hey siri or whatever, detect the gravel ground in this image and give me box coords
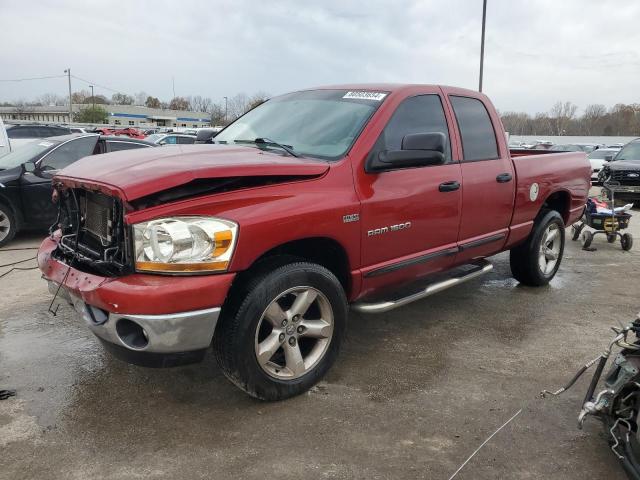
[1,204,639,480]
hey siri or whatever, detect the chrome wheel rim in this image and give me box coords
[0,210,10,241]
[254,286,334,380]
[539,223,561,275]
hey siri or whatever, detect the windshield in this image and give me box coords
[145,134,164,143]
[0,140,57,170]
[214,89,387,160]
[614,141,640,161]
[588,149,615,159]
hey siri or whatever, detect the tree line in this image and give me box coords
[501,101,640,137]
[1,90,270,125]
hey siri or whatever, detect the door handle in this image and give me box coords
[496,173,512,183]
[439,181,460,192]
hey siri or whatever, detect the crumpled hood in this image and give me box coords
[55,144,330,201]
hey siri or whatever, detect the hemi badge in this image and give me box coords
[343,214,359,223]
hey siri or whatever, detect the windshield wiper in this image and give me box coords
[234,138,300,158]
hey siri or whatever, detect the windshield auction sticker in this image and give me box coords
[343,91,387,101]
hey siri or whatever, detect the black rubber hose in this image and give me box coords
[623,437,640,478]
[584,356,608,405]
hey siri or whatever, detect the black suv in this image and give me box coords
[0,134,156,246]
[6,124,72,139]
[599,139,640,204]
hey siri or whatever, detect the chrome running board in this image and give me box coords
[351,259,493,314]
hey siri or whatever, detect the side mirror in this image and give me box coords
[366,132,446,172]
[23,161,36,173]
[605,155,614,162]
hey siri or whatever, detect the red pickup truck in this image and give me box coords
[38,84,590,400]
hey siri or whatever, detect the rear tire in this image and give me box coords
[214,261,347,401]
[0,204,16,248]
[622,233,633,251]
[510,210,565,286]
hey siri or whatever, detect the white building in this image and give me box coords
[0,104,211,128]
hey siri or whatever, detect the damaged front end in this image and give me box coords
[51,185,133,277]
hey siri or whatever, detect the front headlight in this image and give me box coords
[133,216,238,273]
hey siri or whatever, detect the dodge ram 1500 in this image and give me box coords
[38,84,591,400]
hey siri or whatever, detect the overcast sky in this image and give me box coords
[1,0,639,114]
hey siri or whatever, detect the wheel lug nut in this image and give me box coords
[281,319,288,327]
[297,326,304,334]
[279,333,285,342]
[293,315,301,323]
[288,337,296,346]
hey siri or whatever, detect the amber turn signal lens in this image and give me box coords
[213,230,233,257]
[135,260,229,273]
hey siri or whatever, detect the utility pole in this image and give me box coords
[478,0,487,92]
[224,96,228,124]
[90,85,94,110]
[64,68,72,123]
[172,76,176,99]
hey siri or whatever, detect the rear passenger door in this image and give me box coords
[444,92,515,262]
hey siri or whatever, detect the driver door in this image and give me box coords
[354,92,463,295]
[20,136,98,226]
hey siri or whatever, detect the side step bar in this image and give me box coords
[351,259,493,314]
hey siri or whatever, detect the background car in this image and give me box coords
[6,124,73,150]
[145,133,197,145]
[194,127,222,144]
[0,134,156,246]
[0,118,9,158]
[587,148,619,183]
[550,143,601,153]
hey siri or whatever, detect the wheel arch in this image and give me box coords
[228,236,352,305]
[540,189,571,224]
[0,193,22,229]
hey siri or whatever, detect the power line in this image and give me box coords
[0,74,66,82]
[70,74,123,94]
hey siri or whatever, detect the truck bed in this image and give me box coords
[510,150,590,236]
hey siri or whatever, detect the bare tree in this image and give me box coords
[549,101,577,135]
[169,97,190,111]
[111,93,135,105]
[134,91,148,106]
[38,93,67,106]
[582,104,607,135]
[71,90,91,105]
[189,95,214,113]
[210,103,226,125]
[145,96,161,109]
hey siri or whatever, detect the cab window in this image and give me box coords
[450,96,499,161]
[376,94,452,164]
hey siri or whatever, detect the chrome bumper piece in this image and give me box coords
[48,281,220,353]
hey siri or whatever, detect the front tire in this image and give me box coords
[510,210,565,286]
[0,204,16,248]
[214,262,347,401]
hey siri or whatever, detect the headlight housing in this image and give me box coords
[133,216,238,273]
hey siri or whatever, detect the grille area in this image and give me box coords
[609,169,640,186]
[82,192,113,243]
[54,188,131,276]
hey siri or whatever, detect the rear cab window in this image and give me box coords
[450,96,499,161]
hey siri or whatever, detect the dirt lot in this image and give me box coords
[1,209,639,480]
